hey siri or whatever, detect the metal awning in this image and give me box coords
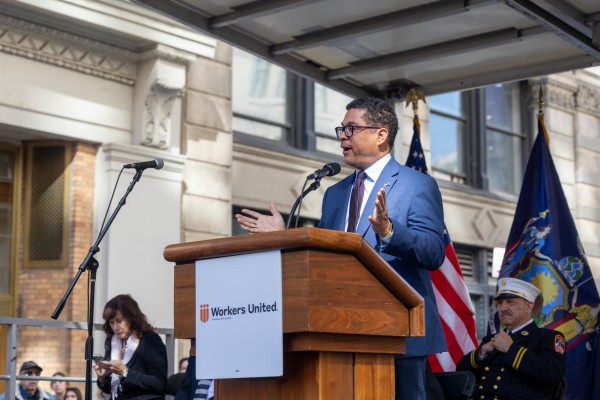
[133,0,600,98]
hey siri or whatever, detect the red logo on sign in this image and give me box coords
[199,304,209,323]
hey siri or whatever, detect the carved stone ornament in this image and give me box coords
[575,85,600,116]
[143,84,182,149]
[0,14,137,85]
[546,85,576,111]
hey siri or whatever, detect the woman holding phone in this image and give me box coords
[93,294,167,400]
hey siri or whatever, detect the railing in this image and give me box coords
[0,317,175,399]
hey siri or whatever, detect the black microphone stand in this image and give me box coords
[51,168,145,400]
[285,178,322,229]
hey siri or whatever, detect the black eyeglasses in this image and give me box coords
[334,125,380,138]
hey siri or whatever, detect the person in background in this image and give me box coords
[0,361,53,400]
[50,372,66,400]
[178,358,188,374]
[165,358,188,396]
[236,96,447,400]
[457,277,566,399]
[63,388,81,400]
[174,340,213,400]
[93,294,168,400]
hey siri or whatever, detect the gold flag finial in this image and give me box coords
[405,88,426,115]
[537,85,549,143]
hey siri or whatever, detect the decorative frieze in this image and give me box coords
[0,14,137,85]
[547,84,575,111]
[576,85,600,116]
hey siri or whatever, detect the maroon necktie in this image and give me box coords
[347,170,366,233]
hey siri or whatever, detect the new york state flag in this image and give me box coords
[498,114,600,400]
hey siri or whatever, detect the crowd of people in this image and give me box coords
[0,361,77,400]
[2,96,568,400]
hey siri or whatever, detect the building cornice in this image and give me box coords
[138,44,197,67]
[0,13,137,85]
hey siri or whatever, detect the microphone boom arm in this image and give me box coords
[286,179,321,229]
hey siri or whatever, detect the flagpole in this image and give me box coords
[405,87,426,126]
[538,86,549,144]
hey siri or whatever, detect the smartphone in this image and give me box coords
[92,354,105,364]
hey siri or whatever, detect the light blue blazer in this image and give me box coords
[319,157,448,356]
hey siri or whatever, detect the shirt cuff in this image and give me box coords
[380,228,393,241]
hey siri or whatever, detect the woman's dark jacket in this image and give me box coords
[98,331,168,400]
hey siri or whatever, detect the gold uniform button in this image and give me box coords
[500,367,505,372]
[485,366,490,371]
[482,376,486,380]
[479,385,483,390]
[497,376,501,381]
[480,396,485,399]
[493,385,498,389]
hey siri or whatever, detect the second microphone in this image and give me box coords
[307,162,341,180]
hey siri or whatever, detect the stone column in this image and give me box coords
[573,72,600,285]
[181,42,233,242]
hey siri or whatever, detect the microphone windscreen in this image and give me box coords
[328,163,341,176]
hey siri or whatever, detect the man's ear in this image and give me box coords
[377,127,389,146]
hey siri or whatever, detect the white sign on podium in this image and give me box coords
[195,250,283,379]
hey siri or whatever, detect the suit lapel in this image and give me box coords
[356,159,400,236]
[331,175,353,231]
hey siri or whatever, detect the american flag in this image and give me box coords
[405,115,479,371]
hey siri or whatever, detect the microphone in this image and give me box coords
[307,162,341,180]
[123,158,164,170]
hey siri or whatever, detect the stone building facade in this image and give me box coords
[0,0,599,391]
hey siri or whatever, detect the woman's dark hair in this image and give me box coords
[346,97,399,148]
[102,294,154,339]
[65,387,82,400]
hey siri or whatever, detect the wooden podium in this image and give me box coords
[164,228,424,400]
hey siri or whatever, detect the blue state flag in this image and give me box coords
[498,114,600,399]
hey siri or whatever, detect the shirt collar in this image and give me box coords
[19,385,38,400]
[510,319,534,333]
[360,153,391,182]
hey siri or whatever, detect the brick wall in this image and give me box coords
[16,142,97,392]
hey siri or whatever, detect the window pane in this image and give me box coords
[430,113,465,175]
[0,152,13,179]
[314,83,352,155]
[0,207,8,234]
[232,48,288,139]
[429,92,463,117]
[314,83,351,134]
[485,83,521,131]
[486,129,523,194]
[0,236,7,293]
[233,116,286,142]
[0,148,14,294]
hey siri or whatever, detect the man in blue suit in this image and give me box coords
[236,96,447,399]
